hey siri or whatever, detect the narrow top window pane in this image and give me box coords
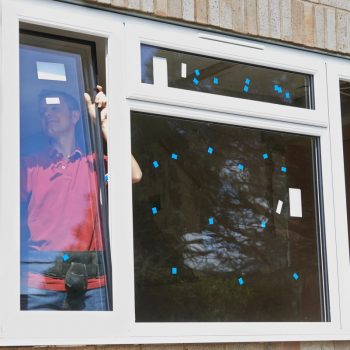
[141,44,313,109]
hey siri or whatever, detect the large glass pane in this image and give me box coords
[141,44,313,109]
[131,112,327,322]
[20,31,112,311]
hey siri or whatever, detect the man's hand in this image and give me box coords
[84,92,96,121]
[84,86,142,184]
[95,85,107,108]
[84,88,108,142]
[95,85,108,123]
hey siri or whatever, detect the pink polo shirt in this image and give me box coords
[21,147,106,290]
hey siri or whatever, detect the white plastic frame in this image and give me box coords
[125,18,329,128]
[326,58,350,334]
[0,0,131,344]
[0,0,349,345]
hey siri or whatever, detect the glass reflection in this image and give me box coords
[141,44,313,109]
[340,80,350,255]
[20,34,111,311]
[131,112,327,322]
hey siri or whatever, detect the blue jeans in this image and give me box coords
[21,251,109,311]
[22,286,108,311]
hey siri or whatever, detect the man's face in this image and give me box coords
[40,97,80,138]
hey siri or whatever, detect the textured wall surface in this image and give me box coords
[47,0,350,349]
[84,0,350,55]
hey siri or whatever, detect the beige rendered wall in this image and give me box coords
[44,0,350,349]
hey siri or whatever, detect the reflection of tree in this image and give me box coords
[132,112,322,322]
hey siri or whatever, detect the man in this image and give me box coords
[20,88,141,310]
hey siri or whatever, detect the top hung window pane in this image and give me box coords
[20,32,112,311]
[141,44,313,109]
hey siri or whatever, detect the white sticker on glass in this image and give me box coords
[36,62,67,81]
[289,188,302,217]
[45,97,60,105]
[153,57,168,87]
[181,63,187,78]
[276,200,283,214]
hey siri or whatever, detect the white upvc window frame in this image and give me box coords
[0,0,349,345]
[326,58,350,335]
[125,18,329,128]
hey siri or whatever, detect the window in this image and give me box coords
[141,44,313,108]
[19,31,112,311]
[339,80,350,244]
[132,112,327,322]
[0,0,349,344]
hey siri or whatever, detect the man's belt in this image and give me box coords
[42,251,105,292]
[43,251,104,279]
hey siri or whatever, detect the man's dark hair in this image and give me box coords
[38,90,80,111]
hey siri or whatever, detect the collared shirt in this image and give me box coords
[21,147,104,251]
[21,147,106,290]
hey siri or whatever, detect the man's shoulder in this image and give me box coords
[22,148,52,168]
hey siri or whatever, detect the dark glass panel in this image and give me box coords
[340,81,350,254]
[132,111,327,322]
[141,44,313,109]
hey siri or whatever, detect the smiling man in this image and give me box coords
[20,89,141,310]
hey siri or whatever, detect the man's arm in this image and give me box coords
[131,154,142,184]
[84,90,142,184]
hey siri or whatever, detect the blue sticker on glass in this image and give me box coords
[62,253,70,262]
[261,220,267,228]
[281,166,287,173]
[213,77,219,85]
[208,217,214,225]
[171,153,178,160]
[263,153,269,160]
[245,78,251,85]
[193,77,199,85]
[293,272,299,280]
[171,267,177,275]
[238,277,244,286]
[153,161,159,168]
[195,69,200,76]
[238,163,244,171]
[243,85,249,93]
[152,207,158,215]
[208,146,213,154]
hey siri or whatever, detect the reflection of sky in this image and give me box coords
[36,61,66,81]
[181,158,273,274]
[182,231,251,273]
[141,45,158,83]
